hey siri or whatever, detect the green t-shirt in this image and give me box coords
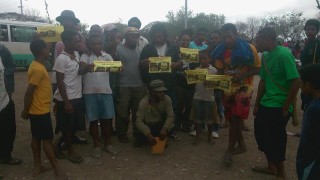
[260,46,299,111]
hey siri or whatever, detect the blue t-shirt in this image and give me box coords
[189,41,208,51]
[296,97,320,179]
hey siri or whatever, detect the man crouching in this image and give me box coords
[134,80,174,147]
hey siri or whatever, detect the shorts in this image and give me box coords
[83,94,115,122]
[192,99,218,125]
[254,105,290,162]
[55,98,85,134]
[224,86,253,120]
[29,113,54,140]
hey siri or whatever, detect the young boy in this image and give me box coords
[79,34,120,157]
[296,64,320,180]
[21,39,65,178]
[53,30,84,164]
[191,49,218,145]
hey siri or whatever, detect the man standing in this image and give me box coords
[116,27,146,143]
[300,19,320,111]
[127,17,149,52]
[0,45,21,169]
[53,10,87,158]
[53,30,84,164]
[253,27,300,179]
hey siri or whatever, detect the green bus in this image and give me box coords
[0,20,51,68]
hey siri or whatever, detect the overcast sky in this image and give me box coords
[1,0,319,28]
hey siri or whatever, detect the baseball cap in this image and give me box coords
[56,10,80,24]
[123,27,140,36]
[149,80,167,92]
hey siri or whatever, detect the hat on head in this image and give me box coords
[149,80,167,92]
[102,23,117,32]
[123,27,140,36]
[56,10,80,24]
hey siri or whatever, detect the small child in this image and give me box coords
[191,49,219,145]
[79,33,120,157]
[296,64,320,180]
[21,39,66,178]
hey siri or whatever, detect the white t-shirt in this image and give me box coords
[0,57,9,111]
[193,65,217,101]
[53,51,82,101]
[80,51,113,94]
[156,43,167,56]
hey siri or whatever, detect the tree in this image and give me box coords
[236,21,249,40]
[262,11,306,42]
[246,17,263,42]
[164,7,225,41]
[0,9,52,23]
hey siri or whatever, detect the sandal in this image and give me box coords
[65,153,84,164]
[169,134,181,141]
[251,166,277,175]
[105,145,121,155]
[0,157,22,165]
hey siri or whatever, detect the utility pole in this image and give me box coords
[184,0,188,29]
[316,0,320,9]
[18,0,24,15]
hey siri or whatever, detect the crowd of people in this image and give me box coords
[0,9,319,180]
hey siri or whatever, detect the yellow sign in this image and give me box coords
[93,61,122,72]
[205,75,233,93]
[149,57,172,73]
[180,48,199,63]
[37,26,64,42]
[185,69,208,84]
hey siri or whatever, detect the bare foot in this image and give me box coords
[32,166,51,177]
[251,166,277,175]
[55,168,68,180]
[232,146,247,155]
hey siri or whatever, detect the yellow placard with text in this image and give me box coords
[185,69,208,84]
[149,57,172,73]
[93,61,122,72]
[37,26,64,42]
[180,48,199,63]
[205,74,232,93]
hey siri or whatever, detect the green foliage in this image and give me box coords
[161,7,225,41]
[262,11,306,42]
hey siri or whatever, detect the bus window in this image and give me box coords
[0,24,8,42]
[10,25,36,42]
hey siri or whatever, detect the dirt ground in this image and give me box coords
[0,70,302,180]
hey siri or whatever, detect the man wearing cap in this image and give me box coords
[122,17,149,52]
[135,79,174,147]
[53,10,87,159]
[115,27,147,143]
